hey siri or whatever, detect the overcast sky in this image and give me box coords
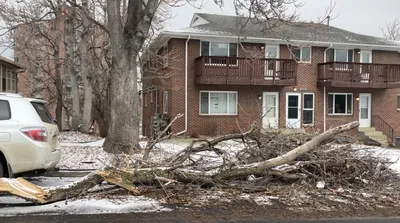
[1,0,399,59]
[166,0,400,37]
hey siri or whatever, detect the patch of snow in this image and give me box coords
[59,132,102,143]
[0,196,171,216]
[60,139,105,147]
[24,177,83,188]
[58,145,107,169]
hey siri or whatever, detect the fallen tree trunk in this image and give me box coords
[0,122,358,204]
[215,121,359,180]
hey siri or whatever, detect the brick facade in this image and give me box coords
[142,37,400,139]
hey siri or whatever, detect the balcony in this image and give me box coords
[195,56,297,86]
[318,62,400,88]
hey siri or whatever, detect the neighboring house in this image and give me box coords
[0,56,24,93]
[142,13,400,146]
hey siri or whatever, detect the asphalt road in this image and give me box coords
[1,213,400,223]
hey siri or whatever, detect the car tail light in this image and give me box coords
[21,127,47,142]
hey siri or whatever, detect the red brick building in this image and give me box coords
[142,13,400,145]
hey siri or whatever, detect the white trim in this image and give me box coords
[286,92,301,128]
[303,93,314,125]
[161,31,400,52]
[359,93,372,128]
[199,40,239,57]
[262,92,279,128]
[199,91,238,116]
[328,93,353,115]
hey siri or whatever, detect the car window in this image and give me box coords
[0,100,11,120]
[31,102,55,124]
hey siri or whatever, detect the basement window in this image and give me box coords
[328,93,353,115]
[200,91,237,115]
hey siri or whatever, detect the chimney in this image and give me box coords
[327,16,331,27]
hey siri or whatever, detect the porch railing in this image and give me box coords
[372,115,394,145]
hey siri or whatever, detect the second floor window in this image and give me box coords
[201,41,237,65]
[292,47,311,63]
[327,49,354,63]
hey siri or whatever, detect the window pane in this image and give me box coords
[334,95,346,114]
[200,92,209,114]
[328,94,333,114]
[303,110,313,124]
[31,102,55,124]
[210,92,228,114]
[201,41,209,56]
[288,96,298,107]
[228,93,237,114]
[288,108,298,119]
[293,48,300,60]
[0,100,11,120]
[211,43,229,56]
[397,96,400,109]
[347,94,352,114]
[229,43,237,57]
[163,91,168,114]
[327,49,334,62]
[348,50,353,63]
[301,47,311,62]
[266,46,278,58]
[303,94,313,109]
[335,49,347,62]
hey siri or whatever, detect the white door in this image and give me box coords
[262,92,279,129]
[359,93,372,128]
[265,45,280,79]
[360,51,372,82]
[286,93,301,128]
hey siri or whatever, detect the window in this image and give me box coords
[326,49,354,63]
[31,102,55,124]
[163,91,168,114]
[1,65,5,92]
[0,66,16,92]
[292,47,311,62]
[303,93,314,124]
[200,91,237,115]
[0,100,11,120]
[200,41,237,64]
[397,95,400,110]
[328,93,353,115]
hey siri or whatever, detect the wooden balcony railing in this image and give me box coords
[195,56,297,86]
[318,62,400,88]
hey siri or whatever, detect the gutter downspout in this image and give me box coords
[176,35,191,135]
[323,44,333,132]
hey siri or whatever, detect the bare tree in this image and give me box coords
[382,18,400,41]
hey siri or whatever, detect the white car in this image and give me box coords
[0,93,60,177]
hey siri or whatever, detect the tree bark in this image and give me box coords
[80,0,93,133]
[66,0,80,131]
[54,1,63,130]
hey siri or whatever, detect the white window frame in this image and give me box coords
[303,93,314,124]
[199,90,238,116]
[328,93,353,115]
[163,91,168,114]
[292,46,311,63]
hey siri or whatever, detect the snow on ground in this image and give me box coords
[59,131,102,143]
[0,195,171,216]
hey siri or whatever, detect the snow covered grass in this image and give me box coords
[0,195,171,216]
[59,131,102,143]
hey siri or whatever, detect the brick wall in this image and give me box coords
[142,37,400,139]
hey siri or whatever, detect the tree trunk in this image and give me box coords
[66,0,80,131]
[54,2,63,130]
[103,0,141,158]
[80,0,93,133]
